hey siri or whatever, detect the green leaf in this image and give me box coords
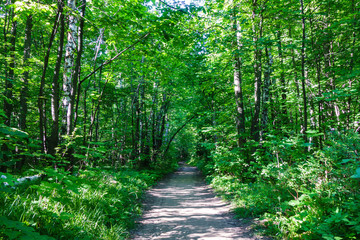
[0,124,28,138]
[73,154,86,159]
[350,168,360,179]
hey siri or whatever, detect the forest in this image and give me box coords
[0,0,359,239]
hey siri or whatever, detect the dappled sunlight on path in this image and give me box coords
[132,165,263,240]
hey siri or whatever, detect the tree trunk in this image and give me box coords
[261,47,272,140]
[48,1,65,156]
[300,0,308,140]
[19,15,32,131]
[16,14,33,171]
[232,6,246,148]
[73,0,86,130]
[276,29,288,125]
[4,19,16,127]
[250,0,263,142]
[289,27,301,133]
[62,0,78,137]
[347,0,356,129]
[38,5,63,153]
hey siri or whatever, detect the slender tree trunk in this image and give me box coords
[39,5,63,153]
[48,1,65,156]
[4,19,16,127]
[309,17,324,149]
[289,27,301,133]
[62,0,78,136]
[19,15,32,131]
[277,29,288,124]
[300,0,308,140]
[139,56,147,167]
[132,82,140,161]
[250,0,263,142]
[347,0,356,129]
[15,14,33,171]
[261,47,272,140]
[73,0,86,129]
[232,6,246,147]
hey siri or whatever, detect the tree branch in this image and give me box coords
[79,32,150,84]
[163,114,197,155]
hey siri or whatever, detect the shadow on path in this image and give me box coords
[131,164,267,240]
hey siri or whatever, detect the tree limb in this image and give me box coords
[79,32,150,84]
[163,114,197,155]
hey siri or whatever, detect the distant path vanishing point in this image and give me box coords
[132,164,267,240]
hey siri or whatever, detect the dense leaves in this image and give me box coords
[0,0,359,239]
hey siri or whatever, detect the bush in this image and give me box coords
[193,130,360,239]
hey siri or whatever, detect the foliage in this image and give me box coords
[1,0,360,239]
[0,167,167,239]
[193,130,360,239]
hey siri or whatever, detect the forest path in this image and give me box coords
[131,164,265,240]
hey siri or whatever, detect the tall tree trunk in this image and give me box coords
[16,14,33,171]
[250,0,263,142]
[232,6,246,148]
[139,56,147,167]
[261,47,272,140]
[73,0,86,129]
[289,27,301,133]
[300,0,308,140]
[4,19,16,127]
[62,0,78,137]
[61,0,78,171]
[48,1,65,156]
[276,29,288,124]
[309,17,324,149]
[347,0,356,129]
[39,5,63,153]
[19,15,32,131]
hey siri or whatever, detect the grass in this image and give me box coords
[207,174,360,239]
[0,166,169,239]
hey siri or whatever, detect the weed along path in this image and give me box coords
[132,164,264,240]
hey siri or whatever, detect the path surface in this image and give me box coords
[132,164,265,240]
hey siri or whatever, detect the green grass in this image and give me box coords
[0,167,167,239]
[208,174,360,239]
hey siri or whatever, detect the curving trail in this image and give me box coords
[132,164,266,240]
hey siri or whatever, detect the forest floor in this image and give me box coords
[131,163,269,240]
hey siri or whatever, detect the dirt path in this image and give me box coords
[132,164,266,240]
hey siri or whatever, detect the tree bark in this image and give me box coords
[73,0,86,129]
[19,15,32,131]
[250,0,263,142]
[300,0,308,141]
[232,5,246,148]
[62,0,78,137]
[4,19,16,127]
[48,1,65,156]
[261,47,272,140]
[38,4,63,153]
[276,29,288,124]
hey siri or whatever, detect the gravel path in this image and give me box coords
[131,164,266,239]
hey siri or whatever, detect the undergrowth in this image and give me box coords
[192,130,360,239]
[0,166,171,239]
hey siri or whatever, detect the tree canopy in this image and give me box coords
[1,0,360,239]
